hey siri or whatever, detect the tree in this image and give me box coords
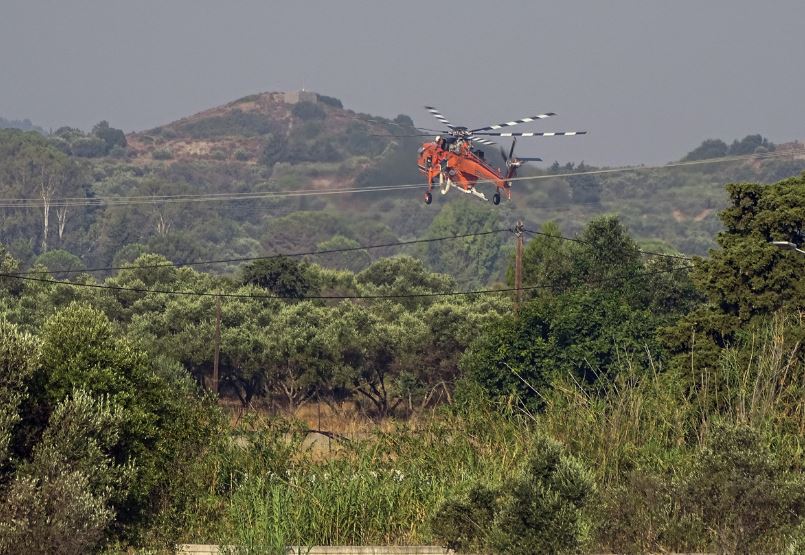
[357,255,454,308]
[567,163,601,205]
[472,216,697,407]
[420,199,505,285]
[33,249,86,280]
[242,256,318,299]
[662,177,805,379]
[291,101,325,121]
[21,302,220,534]
[322,302,425,417]
[683,138,728,161]
[728,134,774,156]
[92,120,127,153]
[0,320,40,465]
[8,138,78,252]
[0,244,23,295]
[316,235,371,272]
[0,390,128,555]
[264,302,330,412]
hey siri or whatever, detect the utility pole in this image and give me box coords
[212,296,221,395]
[514,220,524,313]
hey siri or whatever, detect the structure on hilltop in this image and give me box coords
[283,90,319,104]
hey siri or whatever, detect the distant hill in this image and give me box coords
[0,116,45,134]
[2,90,805,278]
[126,91,415,167]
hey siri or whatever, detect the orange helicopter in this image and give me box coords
[416,106,586,205]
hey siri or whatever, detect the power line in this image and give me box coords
[10,228,511,276]
[0,150,799,209]
[0,263,694,301]
[522,228,694,261]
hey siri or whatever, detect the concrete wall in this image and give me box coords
[178,546,452,555]
[284,90,319,104]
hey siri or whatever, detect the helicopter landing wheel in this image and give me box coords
[492,192,501,205]
[424,191,432,205]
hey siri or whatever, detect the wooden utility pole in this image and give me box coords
[212,296,221,395]
[514,220,524,313]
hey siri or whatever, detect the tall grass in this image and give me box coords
[214,401,534,547]
[182,312,803,552]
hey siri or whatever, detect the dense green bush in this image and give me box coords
[291,101,325,121]
[432,435,595,554]
[176,108,277,138]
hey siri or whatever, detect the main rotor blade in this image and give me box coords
[470,113,556,133]
[369,132,445,137]
[475,131,587,137]
[516,157,543,162]
[507,138,517,161]
[468,136,497,146]
[424,106,456,130]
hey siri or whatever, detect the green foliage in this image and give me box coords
[15,302,222,541]
[420,199,505,286]
[315,235,371,272]
[683,138,729,161]
[663,176,805,378]
[470,216,697,407]
[729,133,775,155]
[683,135,776,161]
[291,101,326,121]
[92,120,127,152]
[317,94,343,109]
[567,163,601,205]
[0,320,40,465]
[71,136,108,157]
[0,390,127,555]
[432,435,595,554]
[0,116,44,134]
[217,404,533,547]
[175,108,278,138]
[151,148,173,160]
[33,249,86,280]
[357,255,454,301]
[683,422,805,554]
[242,256,318,299]
[260,132,287,167]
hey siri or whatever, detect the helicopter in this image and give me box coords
[416,106,586,205]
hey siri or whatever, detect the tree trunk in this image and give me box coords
[38,169,57,253]
[56,206,68,243]
[41,201,50,253]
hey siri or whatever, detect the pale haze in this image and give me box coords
[1,0,804,166]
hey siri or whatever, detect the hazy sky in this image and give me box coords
[2,1,804,165]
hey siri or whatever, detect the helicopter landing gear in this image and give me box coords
[424,191,432,205]
[492,192,501,205]
[440,173,451,195]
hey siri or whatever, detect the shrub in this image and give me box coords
[682,422,805,554]
[318,95,343,109]
[291,101,325,121]
[152,148,173,160]
[71,136,108,157]
[432,435,596,554]
[234,148,250,161]
[0,390,128,555]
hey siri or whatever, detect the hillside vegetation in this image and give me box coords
[0,175,804,553]
[0,91,804,553]
[1,92,805,286]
